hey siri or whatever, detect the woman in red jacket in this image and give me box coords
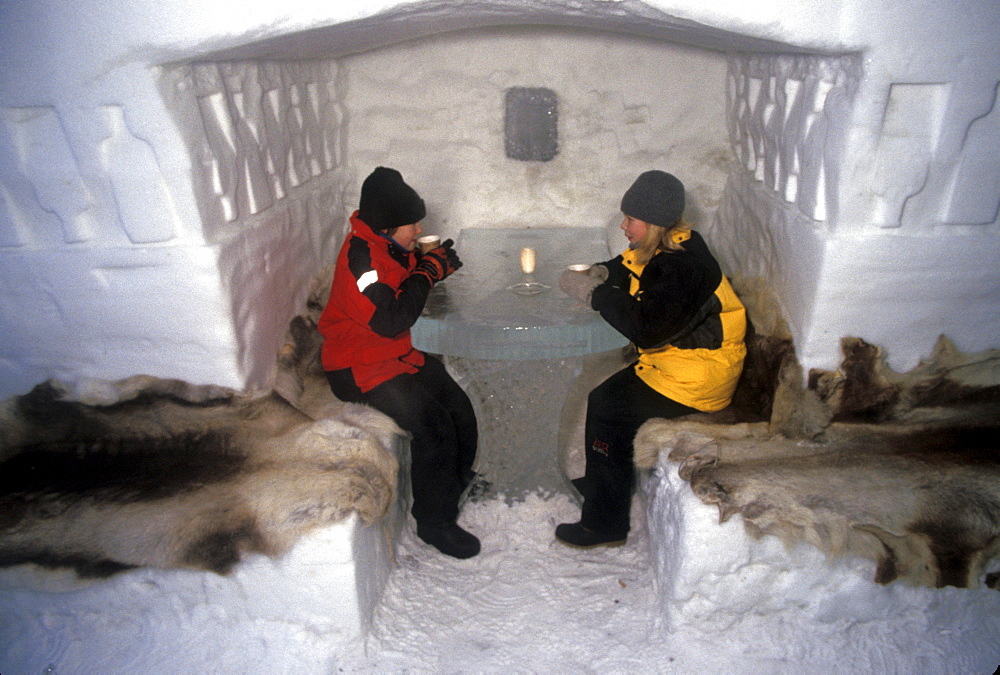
[319,167,480,559]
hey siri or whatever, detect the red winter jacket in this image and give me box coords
[318,212,432,392]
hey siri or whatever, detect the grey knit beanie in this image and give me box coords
[620,170,685,227]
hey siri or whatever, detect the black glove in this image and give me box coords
[441,238,462,272]
[412,238,461,287]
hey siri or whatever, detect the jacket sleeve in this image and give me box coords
[365,276,431,337]
[591,252,718,349]
[344,237,431,338]
[596,254,630,289]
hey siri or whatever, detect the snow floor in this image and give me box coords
[3,490,1000,673]
[359,492,1000,673]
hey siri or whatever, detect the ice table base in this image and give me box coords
[413,227,629,499]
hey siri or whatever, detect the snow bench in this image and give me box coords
[0,374,413,672]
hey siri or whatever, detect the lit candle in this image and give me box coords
[520,247,536,274]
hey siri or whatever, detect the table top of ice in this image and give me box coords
[411,226,629,360]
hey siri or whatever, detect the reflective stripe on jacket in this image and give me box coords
[318,212,428,392]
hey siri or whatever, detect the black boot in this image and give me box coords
[417,521,481,559]
[555,521,627,548]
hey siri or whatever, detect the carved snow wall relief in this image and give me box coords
[729,53,1000,231]
[727,53,861,225]
[1,106,100,247]
[161,60,345,242]
[941,81,1000,227]
[867,79,1000,229]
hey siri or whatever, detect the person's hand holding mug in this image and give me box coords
[559,263,603,305]
[413,238,461,286]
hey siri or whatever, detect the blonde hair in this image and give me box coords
[632,218,692,265]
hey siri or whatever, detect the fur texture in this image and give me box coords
[637,419,1000,588]
[0,276,405,577]
[0,379,402,576]
[634,336,1000,589]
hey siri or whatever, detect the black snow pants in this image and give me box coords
[579,365,697,536]
[326,354,478,526]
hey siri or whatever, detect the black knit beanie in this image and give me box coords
[620,170,685,227]
[358,167,426,231]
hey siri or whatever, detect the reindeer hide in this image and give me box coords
[0,377,403,577]
[636,418,1000,589]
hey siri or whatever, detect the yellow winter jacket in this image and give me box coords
[592,230,746,412]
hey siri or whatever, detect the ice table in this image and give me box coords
[411,227,630,497]
[412,227,628,359]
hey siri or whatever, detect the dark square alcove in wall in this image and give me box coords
[504,87,558,161]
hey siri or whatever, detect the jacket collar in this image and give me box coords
[350,211,413,267]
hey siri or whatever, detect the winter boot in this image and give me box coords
[555,522,627,549]
[417,521,481,559]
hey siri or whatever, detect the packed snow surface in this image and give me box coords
[3,491,999,672]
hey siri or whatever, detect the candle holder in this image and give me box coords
[508,275,548,296]
[508,246,549,295]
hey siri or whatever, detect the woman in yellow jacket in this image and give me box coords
[557,170,746,547]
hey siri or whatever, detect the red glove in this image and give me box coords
[412,239,462,286]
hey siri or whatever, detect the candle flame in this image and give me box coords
[520,247,536,274]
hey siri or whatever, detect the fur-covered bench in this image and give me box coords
[0,374,410,645]
[0,281,414,657]
[633,334,1000,610]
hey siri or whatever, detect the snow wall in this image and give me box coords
[0,0,998,401]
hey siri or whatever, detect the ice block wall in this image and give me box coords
[0,46,348,398]
[0,0,997,401]
[708,3,1000,373]
[708,53,862,362]
[158,60,348,389]
[340,28,731,244]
